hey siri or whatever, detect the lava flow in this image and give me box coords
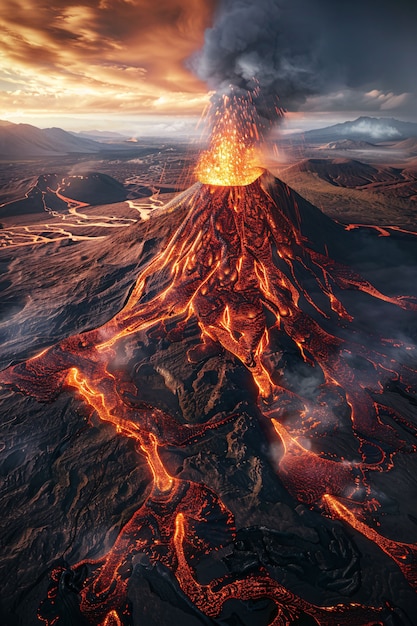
[2,92,417,625]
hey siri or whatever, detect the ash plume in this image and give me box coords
[191,0,320,121]
[191,0,417,122]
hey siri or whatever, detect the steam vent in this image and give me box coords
[2,94,417,626]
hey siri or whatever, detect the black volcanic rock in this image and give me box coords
[0,181,46,218]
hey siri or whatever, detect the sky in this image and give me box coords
[0,0,416,135]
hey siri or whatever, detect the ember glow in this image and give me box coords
[2,92,417,625]
[195,93,264,186]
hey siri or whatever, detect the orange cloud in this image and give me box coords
[0,0,217,119]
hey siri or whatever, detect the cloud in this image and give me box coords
[0,0,416,126]
[0,0,216,116]
[342,120,401,140]
[301,88,413,116]
[192,0,417,120]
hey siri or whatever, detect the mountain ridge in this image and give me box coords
[290,116,417,143]
[0,120,103,158]
[0,120,137,158]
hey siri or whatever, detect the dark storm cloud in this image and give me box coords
[191,0,417,116]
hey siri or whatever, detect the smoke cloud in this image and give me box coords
[191,0,321,119]
[341,120,401,140]
[191,0,417,120]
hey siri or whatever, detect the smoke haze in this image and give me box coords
[192,0,417,120]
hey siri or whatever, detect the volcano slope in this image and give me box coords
[1,172,417,625]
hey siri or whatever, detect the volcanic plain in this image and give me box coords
[1,135,417,626]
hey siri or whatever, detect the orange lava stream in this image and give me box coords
[102,611,122,626]
[271,419,361,504]
[323,494,417,592]
[173,512,384,626]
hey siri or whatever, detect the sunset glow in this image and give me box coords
[1,0,416,133]
[0,0,215,125]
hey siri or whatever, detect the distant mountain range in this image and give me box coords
[2,115,417,160]
[293,117,417,143]
[0,120,137,158]
[70,129,131,143]
[0,120,105,158]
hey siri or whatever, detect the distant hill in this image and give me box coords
[0,172,128,219]
[391,137,417,154]
[71,130,130,143]
[0,120,104,158]
[282,158,401,188]
[322,139,377,150]
[294,117,417,144]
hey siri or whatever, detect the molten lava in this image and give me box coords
[195,93,264,186]
[2,93,417,625]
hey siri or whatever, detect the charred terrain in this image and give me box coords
[1,110,417,626]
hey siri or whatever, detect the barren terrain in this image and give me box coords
[1,138,417,626]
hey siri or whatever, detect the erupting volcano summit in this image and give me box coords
[2,94,417,626]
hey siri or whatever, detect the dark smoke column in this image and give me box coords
[191,0,417,123]
[190,0,322,121]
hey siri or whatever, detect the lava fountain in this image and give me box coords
[195,92,264,186]
[2,92,417,625]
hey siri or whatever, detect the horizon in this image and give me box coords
[2,111,417,139]
[1,1,416,139]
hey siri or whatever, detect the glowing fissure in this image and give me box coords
[173,512,384,626]
[2,94,417,625]
[323,494,417,592]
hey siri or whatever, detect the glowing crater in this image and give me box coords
[195,95,264,186]
[196,135,264,186]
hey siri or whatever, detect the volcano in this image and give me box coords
[1,98,417,626]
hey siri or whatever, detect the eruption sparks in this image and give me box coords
[195,93,264,185]
[2,93,417,625]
